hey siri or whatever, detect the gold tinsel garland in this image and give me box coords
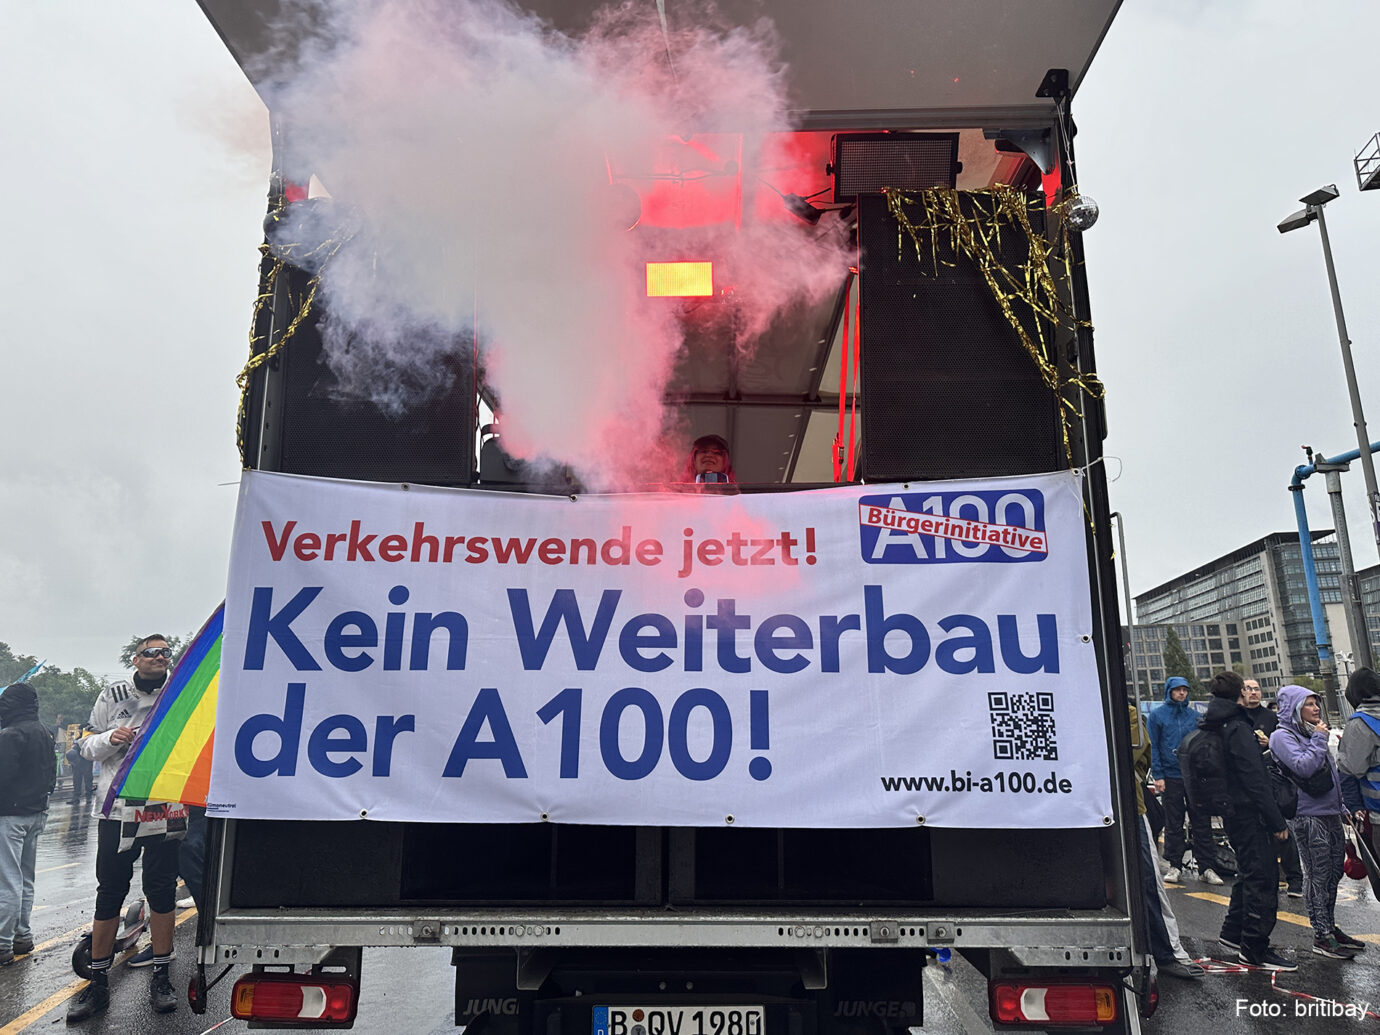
[883,185,1105,469]
[234,218,351,467]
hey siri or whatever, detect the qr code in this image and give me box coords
[989,692,1058,761]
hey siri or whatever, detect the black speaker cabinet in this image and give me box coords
[262,263,476,485]
[857,192,1063,482]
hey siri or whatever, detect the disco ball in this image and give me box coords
[1066,195,1100,231]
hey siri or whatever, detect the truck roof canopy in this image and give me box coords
[197,0,1119,122]
[203,0,1119,486]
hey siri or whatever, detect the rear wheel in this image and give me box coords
[71,933,92,979]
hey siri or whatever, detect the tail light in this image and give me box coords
[231,973,359,1024]
[990,981,1117,1027]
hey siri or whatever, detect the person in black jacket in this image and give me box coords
[1241,678,1302,894]
[1201,670,1294,971]
[0,683,56,966]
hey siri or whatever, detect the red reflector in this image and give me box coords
[646,261,713,297]
[990,982,1116,1026]
[231,974,358,1023]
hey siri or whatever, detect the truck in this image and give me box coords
[191,0,1147,1030]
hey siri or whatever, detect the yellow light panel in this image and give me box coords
[646,261,713,297]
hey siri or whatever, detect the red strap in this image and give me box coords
[846,291,861,481]
[833,276,853,482]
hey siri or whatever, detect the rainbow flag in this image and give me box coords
[108,604,223,809]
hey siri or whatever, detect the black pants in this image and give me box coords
[1145,787,1165,845]
[69,758,94,801]
[1161,777,1219,871]
[1221,810,1279,956]
[93,818,180,921]
[179,806,207,913]
[1136,813,1176,963]
[1279,827,1302,881]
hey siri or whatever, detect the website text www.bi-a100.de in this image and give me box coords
[879,770,1074,794]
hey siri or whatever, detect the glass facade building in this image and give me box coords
[1122,620,1245,699]
[1355,562,1380,666]
[1131,532,1341,692]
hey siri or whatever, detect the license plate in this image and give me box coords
[592,1005,765,1035]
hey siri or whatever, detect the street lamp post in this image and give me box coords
[1278,186,1380,565]
[1337,650,1355,681]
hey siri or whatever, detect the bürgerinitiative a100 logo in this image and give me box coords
[857,489,1047,565]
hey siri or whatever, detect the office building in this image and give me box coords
[1130,531,1344,693]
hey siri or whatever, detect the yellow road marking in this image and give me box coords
[1,908,198,1033]
[28,919,99,955]
[0,979,88,1035]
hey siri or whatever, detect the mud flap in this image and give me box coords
[816,949,926,1034]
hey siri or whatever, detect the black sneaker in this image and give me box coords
[150,970,178,1014]
[1333,926,1366,951]
[1237,946,1298,972]
[1313,934,1360,959]
[0,950,13,967]
[12,936,33,956]
[1286,881,1303,898]
[1218,933,1241,953]
[1156,958,1204,980]
[66,981,110,1023]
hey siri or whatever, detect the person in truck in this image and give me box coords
[67,635,181,1022]
[679,434,737,490]
[1149,676,1226,884]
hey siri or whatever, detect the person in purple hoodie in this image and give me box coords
[1268,684,1366,960]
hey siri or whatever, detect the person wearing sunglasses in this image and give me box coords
[68,635,181,1021]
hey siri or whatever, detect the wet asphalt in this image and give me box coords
[4,792,1380,1033]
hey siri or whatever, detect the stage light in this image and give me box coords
[646,261,713,297]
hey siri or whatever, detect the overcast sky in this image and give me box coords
[3,1,1380,680]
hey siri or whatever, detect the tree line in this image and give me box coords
[0,635,187,729]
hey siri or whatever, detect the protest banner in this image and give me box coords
[208,470,1111,827]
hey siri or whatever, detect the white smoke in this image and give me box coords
[263,0,848,487]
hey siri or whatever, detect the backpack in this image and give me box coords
[1179,727,1234,817]
[1267,760,1299,820]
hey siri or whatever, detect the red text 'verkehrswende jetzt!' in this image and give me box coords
[260,520,817,578]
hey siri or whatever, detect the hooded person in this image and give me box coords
[0,683,56,965]
[1269,685,1364,958]
[679,434,737,489]
[1338,669,1380,875]
[1200,670,1294,971]
[1339,668,1380,809]
[1147,676,1223,882]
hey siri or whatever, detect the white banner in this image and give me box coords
[208,470,1112,828]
